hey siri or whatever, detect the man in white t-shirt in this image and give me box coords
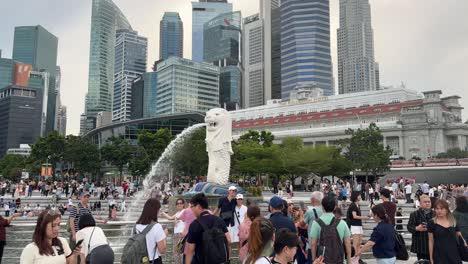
[405,182,413,203]
[231,194,247,242]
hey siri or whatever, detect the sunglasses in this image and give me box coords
[176,202,184,205]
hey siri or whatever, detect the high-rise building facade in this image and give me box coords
[12,25,58,134]
[280,0,333,99]
[160,12,183,60]
[112,29,147,122]
[12,25,58,75]
[338,0,379,94]
[0,85,43,158]
[0,58,14,89]
[56,106,67,136]
[82,0,132,132]
[191,0,232,62]
[261,0,282,101]
[204,11,242,110]
[156,57,219,115]
[242,14,264,108]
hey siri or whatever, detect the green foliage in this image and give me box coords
[239,130,274,147]
[129,146,151,177]
[436,148,468,159]
[344,123,392,176]
[171,128,208,177]
[138,129,173,162]
[30,131,66,176]
[0,154,27,180]
[64,135,100,175]
[245,186,262,197]
[100,136,134,177]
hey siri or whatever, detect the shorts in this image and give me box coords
[376,257,396,264]
[350,226,363,235]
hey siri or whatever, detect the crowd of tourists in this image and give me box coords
[0,178,465,264]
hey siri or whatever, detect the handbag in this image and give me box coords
[220,210,233,222]
[85,227,96,264]
[176,235,187,254]
[394,231,409,260]
[458,235,468,261]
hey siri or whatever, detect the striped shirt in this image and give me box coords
[407,209,434,255]
[69,202,91,232]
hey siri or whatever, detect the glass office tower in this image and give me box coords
[160,12,183,60]
[280,0,333,98]
[83,0,132,133]
[192,0,232,62]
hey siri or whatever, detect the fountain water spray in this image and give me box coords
[124,123,206,221]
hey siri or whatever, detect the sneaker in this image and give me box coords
[358,259,367,264]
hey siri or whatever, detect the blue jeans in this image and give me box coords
[376,257,396,264]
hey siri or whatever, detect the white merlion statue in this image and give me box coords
[205,108,233,185]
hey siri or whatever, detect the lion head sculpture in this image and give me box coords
[205,108,233,154]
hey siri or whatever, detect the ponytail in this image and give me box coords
[245,219,275,264]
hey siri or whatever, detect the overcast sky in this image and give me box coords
[0,0,467,135]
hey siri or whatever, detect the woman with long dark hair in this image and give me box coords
[76,213,114,264]
[356,204,396,264]
[244,218,275,264]
[20,210,80,264]
[135,198,167,264]
[453,196,468,242]
[239,205,261,263]
[428,199,463,264]
[347,191,369,256]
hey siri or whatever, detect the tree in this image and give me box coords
[138,129,173,162]
[100,136,133,179]
[64,135,101,177]
[129,146,151,179]
[344,123,392,181]
[30,131,66,178]
[171,128,208,179]
[239,130,274,147]
[436,148,468,159]
[0,154,27,180]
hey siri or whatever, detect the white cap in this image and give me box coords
[228,186,237,191]
[236,194,244,200]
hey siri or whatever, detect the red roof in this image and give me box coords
[233,100,423,129]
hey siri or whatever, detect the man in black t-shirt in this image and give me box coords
[186,193,231,264]
[213,186,237,227]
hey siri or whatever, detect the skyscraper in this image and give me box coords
[242,14,264,108]
[338,0,379,94]
[82,0,132,132]
[12,25,58,133]
[112,29,147,122]
[280,0,333,98]
[261,0,282,101]
[156,57,219,115]
[0,85,43,158]
[192,0,232,62]
[12,25,58,75]
[204,11,242,110]
[160,12,183,60]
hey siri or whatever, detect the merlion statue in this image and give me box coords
[205,108,233,185]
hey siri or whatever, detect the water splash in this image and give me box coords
[124,123,206,221]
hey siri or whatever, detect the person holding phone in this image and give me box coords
[408,195,434,261]
[20,210,81,264]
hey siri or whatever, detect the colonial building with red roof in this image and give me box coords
[231,87,468,160]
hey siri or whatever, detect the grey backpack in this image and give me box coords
[121,223,156,264]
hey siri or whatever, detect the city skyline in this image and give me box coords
[0,0,467,135]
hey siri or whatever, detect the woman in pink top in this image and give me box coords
[175,203,196,257]
[238,205,261,262]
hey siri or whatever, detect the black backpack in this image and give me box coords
[316,217,345,264]
[197,218,229,264]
